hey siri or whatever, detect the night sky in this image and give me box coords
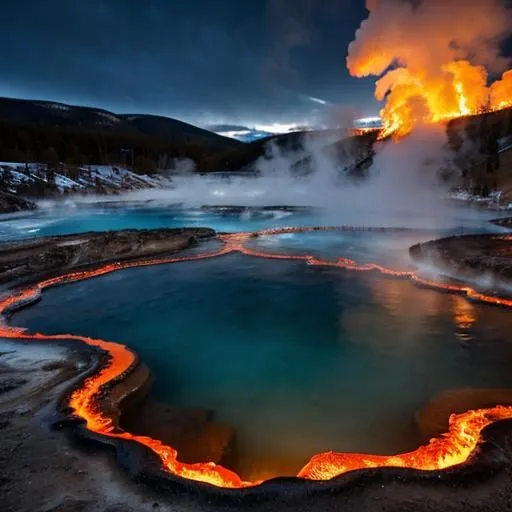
[0,0,377,127]
[1,1,511,129]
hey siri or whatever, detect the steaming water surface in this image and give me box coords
[12,227,512,481]
[0,200,508,241]
[0,205,315,240]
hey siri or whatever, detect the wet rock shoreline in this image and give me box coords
[200,205,315,214]
[0,227,216,287]
[410,233,512,287]
[491,216,512,229]
[5,332,512,511]
[0,191,37,214]
[2,227,512,510]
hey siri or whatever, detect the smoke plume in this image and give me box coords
[347,0,512,134]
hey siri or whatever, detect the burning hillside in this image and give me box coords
[348,0,512,138]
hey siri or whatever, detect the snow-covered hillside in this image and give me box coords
[0,163,173,195]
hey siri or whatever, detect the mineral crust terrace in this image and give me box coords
[2,225,512,511]
[410,232,512,287]
[0,227,216,287]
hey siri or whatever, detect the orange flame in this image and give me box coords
[1,227,511,488]
[348,1,512,138]
[374,62,511,139]
[350,126,382,137]
[491,70,512,111]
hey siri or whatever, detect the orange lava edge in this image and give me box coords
[1,228,511,489]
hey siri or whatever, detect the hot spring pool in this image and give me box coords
[12,243,512,480]
[0,201,507,241]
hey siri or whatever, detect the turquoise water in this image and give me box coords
[13,238,512,480]
[248,230,445,267]
[0,202,507,241]
[4,203,512,479]
[0,205,319,241]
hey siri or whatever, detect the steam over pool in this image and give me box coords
[0,200,507,242]
[2,151,511,481]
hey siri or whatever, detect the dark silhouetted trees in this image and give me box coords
[0,119,228,173]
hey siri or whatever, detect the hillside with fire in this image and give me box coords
[347,0,512,139]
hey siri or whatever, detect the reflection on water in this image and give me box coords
[12,248,512,480]
[452,296,477,342]
[370,276,448,317]
[250,231,441,268]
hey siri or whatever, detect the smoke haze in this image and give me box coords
[347,0,512,134]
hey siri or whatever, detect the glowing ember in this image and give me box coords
[299,405,512,480]
[0,228,511,488]
[350,126,381,137]
[348,1,512,138]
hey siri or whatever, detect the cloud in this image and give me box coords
[307,96,329,105]
[0,0,375,124]
[264,0,353,89]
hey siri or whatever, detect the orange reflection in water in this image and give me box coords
[0,227,511,488]
[452,295,477,342]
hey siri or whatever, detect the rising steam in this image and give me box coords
[38,1,510,232]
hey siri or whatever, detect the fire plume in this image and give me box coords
[0,227,511,488]
[348,0,512,138]
[491,70,512,110]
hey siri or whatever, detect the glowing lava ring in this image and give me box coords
[1,226,512,489]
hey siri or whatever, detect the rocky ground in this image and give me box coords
[0,341,512,512]
[0,163,175,213]
[0,339,181,512]
[410,233,512,286]
[0,191,37,214]
[2,228,512,511]
[200,205,315,214]
[3,338,512,512]
[491,217,512,229]
[0,227,215,287]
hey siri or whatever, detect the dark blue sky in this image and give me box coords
[0,0,378,126]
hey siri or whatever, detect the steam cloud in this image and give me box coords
[64,124,485,232]
[43,1,508,232]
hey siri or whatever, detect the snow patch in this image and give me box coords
[0,162,173,196]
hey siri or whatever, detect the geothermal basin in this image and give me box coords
[2,206,512,490]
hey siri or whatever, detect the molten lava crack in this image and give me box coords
[1,227,511,489]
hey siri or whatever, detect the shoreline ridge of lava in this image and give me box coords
[1,226,512,493]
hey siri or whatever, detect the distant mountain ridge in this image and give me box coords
[206,124,298,143]
[0,97,240,150]
[207,124,275,142]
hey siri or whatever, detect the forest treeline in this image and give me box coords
[0,120,233,174]
[447,106,512,196]
[0,104,510,199]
